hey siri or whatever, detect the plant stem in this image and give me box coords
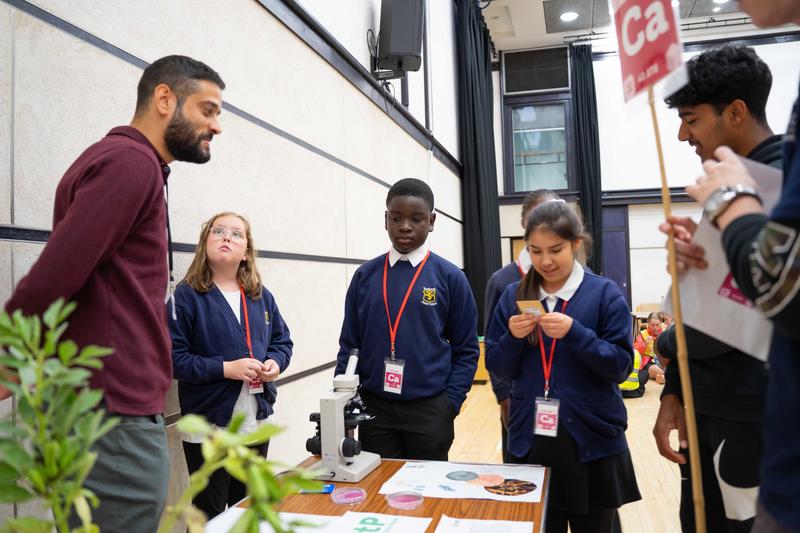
[52,501,70,533]
[157,458,225,533]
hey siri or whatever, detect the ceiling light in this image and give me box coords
[712,0,729,4]
[712,6,721,12]
[560,11,579,22]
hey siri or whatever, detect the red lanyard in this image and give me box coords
[383,250,431,359]
[536,299,568,399]
[240,287,254,358]
[516,260,526,277]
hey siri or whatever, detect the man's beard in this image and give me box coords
[164,106,212,164]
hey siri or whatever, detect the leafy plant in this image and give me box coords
[0,299,118,533]
[159,414,322,533]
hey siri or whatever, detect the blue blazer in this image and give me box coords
[169,282,293,426]
[485,272,633,462]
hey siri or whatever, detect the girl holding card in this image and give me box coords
[485,201,640,533]
[169,211,293,519]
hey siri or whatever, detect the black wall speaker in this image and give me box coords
[377,0,424,73]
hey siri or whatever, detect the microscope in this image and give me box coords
[306,349,381,482]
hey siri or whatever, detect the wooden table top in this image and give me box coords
[260,457,549,532]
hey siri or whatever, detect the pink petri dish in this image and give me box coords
[330,487,367,505]
[385,491,424,510]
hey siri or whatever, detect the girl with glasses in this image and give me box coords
[169,211,293,519]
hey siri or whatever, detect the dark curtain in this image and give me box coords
[570,44,603,274]
[455,0,502,334]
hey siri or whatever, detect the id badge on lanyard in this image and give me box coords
[534,397,559,437]
[383,357,405,394]
[533,299,567,437]
[241,287,264,395]
[381,250,430,397]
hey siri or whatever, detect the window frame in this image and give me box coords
[502,91,577,198]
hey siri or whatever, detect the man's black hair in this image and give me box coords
[386,178,435,212]
[135,55,225,115]
[664,45,772,125]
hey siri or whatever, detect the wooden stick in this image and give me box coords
[647,85,706,533]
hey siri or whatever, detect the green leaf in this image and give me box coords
[0,311,12,330]
[261,471,283,501]
[201,439,216,462]
[17,366,36,388]
[16,396,34,421]
[7,345,29,362]
[229,508,258,533]
[56,367,92,387]
[11,312,31,344]
[56,300,77,325]
[43,440,61,477]
[0,381,21,397]
[91,416,119,444]
[3,517,53,533]
[241,423,283,446]
[42,357,63,377]
[176,414,212,436]
[58,440,80,471]
[0,483,33,503]
[228,412,246,433]
[0,355,25,368]
[42,299,62,330]
[0,441,34,473]
[74,493,93,527]
[76,358,104,370]
[29,315,41,354]
[76,344,113,362]
[215,431,244,448]
[0,460,19,484]
[223,456,247,483]
[75,389,103,416]
[27,466,46,493]
[57,338,78,365]
[0,420,22,437]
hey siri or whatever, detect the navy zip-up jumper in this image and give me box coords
[170,283,293,426]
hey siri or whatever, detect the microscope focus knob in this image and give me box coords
[340,437,361,458]
[306,435,321,456]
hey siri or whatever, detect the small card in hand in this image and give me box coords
[517,300,546,316]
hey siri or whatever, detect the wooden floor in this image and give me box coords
[451,381,682,532]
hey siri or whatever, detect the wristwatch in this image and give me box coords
[703,184,762,229]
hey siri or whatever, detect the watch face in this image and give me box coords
[705,186,737,225]
[705,188,727,214]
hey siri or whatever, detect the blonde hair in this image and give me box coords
[182,211,263,299]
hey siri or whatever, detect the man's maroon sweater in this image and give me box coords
[6,126,173,415]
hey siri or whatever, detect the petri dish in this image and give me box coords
[385,491,424,510]
[330,487,367,505]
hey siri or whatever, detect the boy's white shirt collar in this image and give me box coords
[539,260,584,311]
[389,241,430,267]
[517,246,532,274]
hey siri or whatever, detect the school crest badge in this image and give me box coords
[422,287,437,306]
[264,311,270,325]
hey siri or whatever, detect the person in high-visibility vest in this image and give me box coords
[620,349,645,398]
[634,313,665,384]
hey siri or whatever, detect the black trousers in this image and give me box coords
[678,414,761,533]
[501,414,509,463]
[183,440,269,520]
[358,389,456,461]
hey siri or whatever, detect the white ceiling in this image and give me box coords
[482,0,791,53]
